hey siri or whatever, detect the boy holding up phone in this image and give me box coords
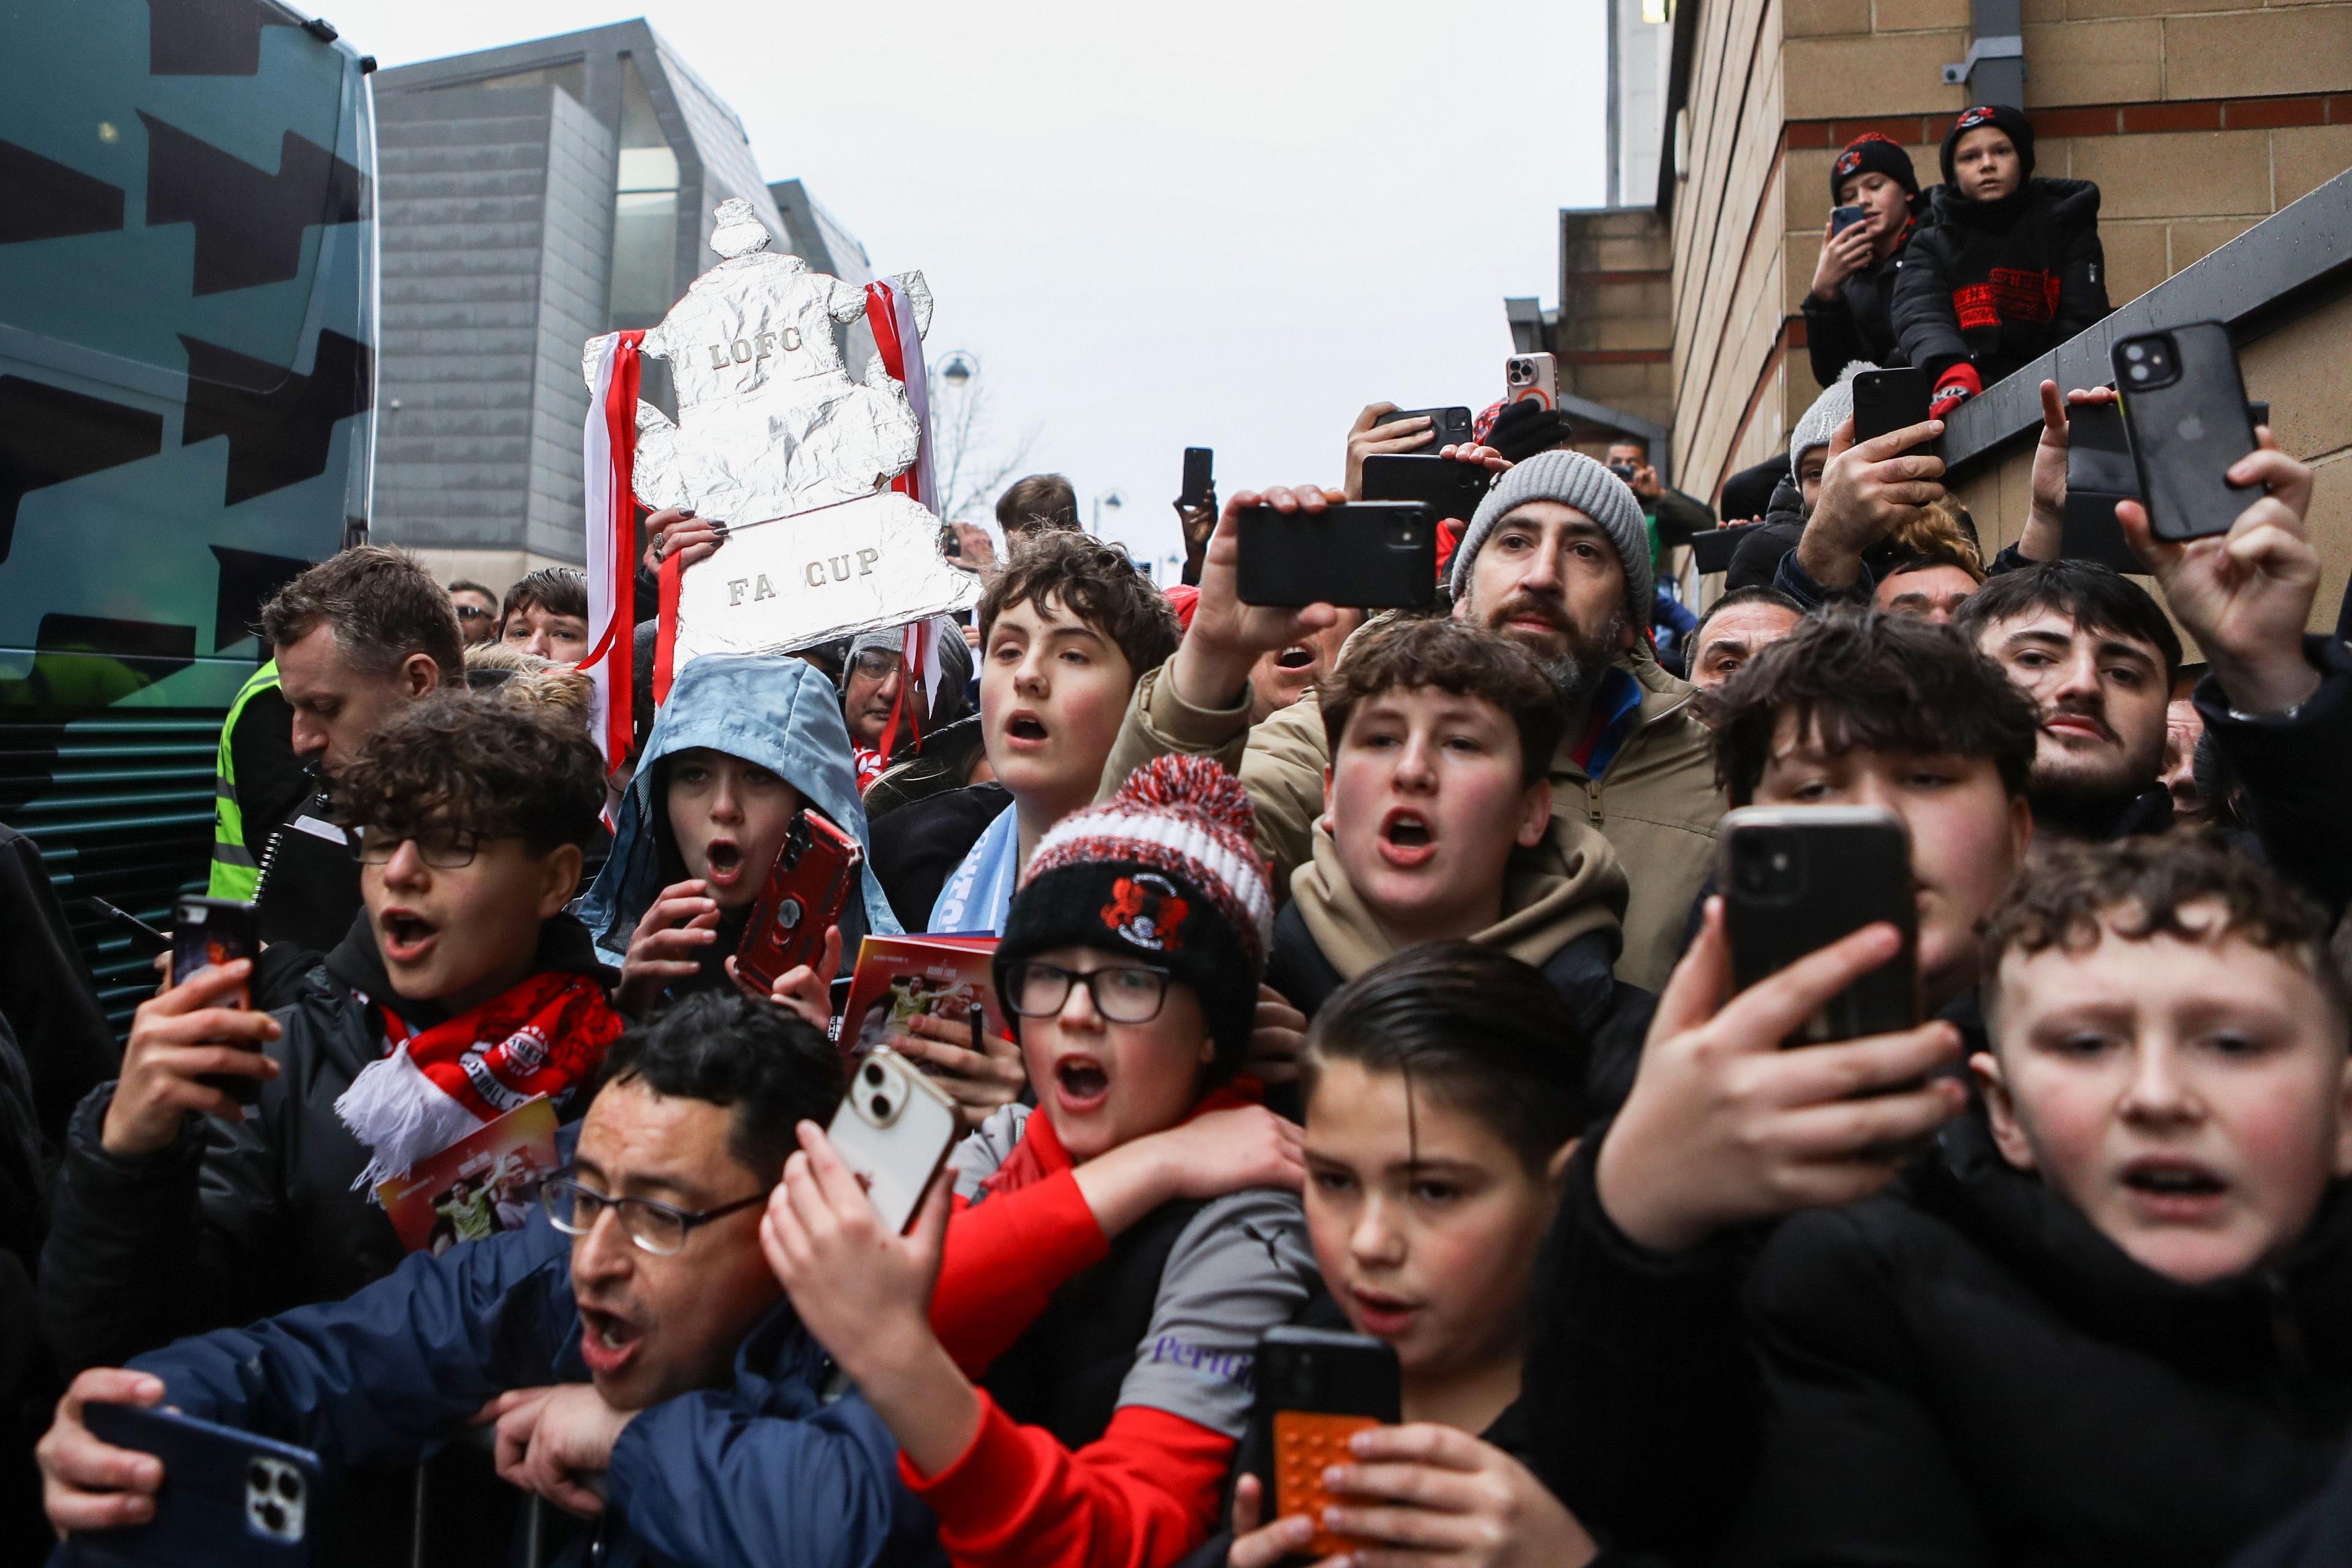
[763,756,1322,1568]
[41,697,625,1376]
[1521,608,2040,1559]
[1803,134,1922,388]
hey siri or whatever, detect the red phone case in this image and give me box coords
[736,811,862,993]
[1273,1411,1381,1556]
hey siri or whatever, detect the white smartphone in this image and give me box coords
[825,1046,960,1234]
[1505,352,1558,413]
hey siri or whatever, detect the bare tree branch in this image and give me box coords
[925,371,1043,524]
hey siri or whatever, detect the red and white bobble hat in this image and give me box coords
[996,755,1273,1077]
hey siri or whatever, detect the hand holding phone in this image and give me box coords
[1720,807,1919,1045]
[1235,501,1435,609]
[1851,367,1931,445]
[74,1396,320,1566]
[1359,453,1494,524]
[2114,322,2258,542]
[824,1047,960,1234]
[102,902,279,1156]
[1253,1327,1401,1559]
[1504,353,1558,412]
[735,812,862,995]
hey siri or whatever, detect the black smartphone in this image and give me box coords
[82,895,170,956]
[171,895,263,1110]
[1376,405,1474,449]
[1830,203,1867,236]
[76,1403,319,1567]
[1851,366,1931,445]
[2060,399,2146,574]
[1720,806,1918,1046]
[1251,1327,1401,1561]
[1180,447,1215,508]
[1687,527,1744,576]
[1236,502,1435,609]
[1360,452,1493,522]
[2114,321,2258,542]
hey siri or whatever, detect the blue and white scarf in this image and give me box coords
[929,802,1021,935]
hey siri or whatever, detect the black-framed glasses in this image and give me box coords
[540,1171,764,1256]
[1004,961,1172,1023]
[346,826,488,869]
[454,604,494,622]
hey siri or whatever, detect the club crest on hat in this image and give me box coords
[1102,873,1188,952]
[1836,149,1861,178]
[1957,105,1996,131]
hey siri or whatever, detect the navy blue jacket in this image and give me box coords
[96,1213,942,1568]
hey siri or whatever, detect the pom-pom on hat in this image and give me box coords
[996,755,1273,1082]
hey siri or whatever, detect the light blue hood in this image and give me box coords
[574,654,901,964]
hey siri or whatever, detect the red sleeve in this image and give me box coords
[929,1171,1109,1377]
[901,1396,1232,1568]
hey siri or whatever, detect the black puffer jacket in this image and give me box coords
[1891,177,2109,388]
[38,913,611,1374]
[1724,1110,2352,1567]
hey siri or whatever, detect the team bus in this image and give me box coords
[0,1,377,1025]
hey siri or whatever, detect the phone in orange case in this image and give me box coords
[736,810,862,994]
[1253,1327,1401,1556]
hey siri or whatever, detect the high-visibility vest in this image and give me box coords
[208,661,281,901]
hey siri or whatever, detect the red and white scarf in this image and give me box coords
[582,330,647,776]
[336,971,625,1192]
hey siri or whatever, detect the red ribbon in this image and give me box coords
[582,330,645,774]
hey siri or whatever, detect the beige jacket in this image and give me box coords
[1099,645,1723,992]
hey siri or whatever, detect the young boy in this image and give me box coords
[927,529,1182,935]
[1521,608,2040,1561]
[1803,132,1922,386]
[1220,944,1601,1568]
[1730,833,2352,1566]
[1268,616,1647,1066]
[39,695,623,1376]
[1891,104,2109,413]
[498,565,591,663]
[764,755,1322,1568]
[577,652,897,1022]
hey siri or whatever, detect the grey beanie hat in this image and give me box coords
[1448,448,1653,624]
[1790,361,1874,473]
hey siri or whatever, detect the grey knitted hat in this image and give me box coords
[1448,448,1652,625]
[1790,362,1874,473]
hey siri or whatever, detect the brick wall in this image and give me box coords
[1665,0,2352,518]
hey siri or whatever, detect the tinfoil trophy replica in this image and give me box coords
[581,198,978,702]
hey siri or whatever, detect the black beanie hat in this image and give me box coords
[1831,133,1920,202]
[995,755,1273,1083]
[1942,104,2036,188]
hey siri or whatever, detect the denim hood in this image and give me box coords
[574,653,900,962]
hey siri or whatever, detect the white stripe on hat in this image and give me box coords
[1030,807,1273,946]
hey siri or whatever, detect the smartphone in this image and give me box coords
[1687,527,1743,576]
[171,895,263,1111]
[1360,452,1494,523]
[83,895,170,956]
[1829,203,1867,237]
[1374,405,1473,450]
[1851,366,1931,444]
[75,1403,319,1567]
[1237,502,1435,609]
[2060,398,2146,573]
[825,1046,959,1234]
[2114,321,2258,542]
[1252,1327,1402,1559]
[1180,447,1214,509]
[736,810,863,996]
[1719,806,1918,1046]
[1504,352,1558,412]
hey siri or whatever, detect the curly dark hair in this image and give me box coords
[978,530,1180,682]
[1980,829,2349,1031]
[1318,615,1563,787]
[1706,605,2041,804]
[259,545,463,677]
[1951,557,2180,682]
[331,692,605,853]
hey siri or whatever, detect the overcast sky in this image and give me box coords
[332,1,1610,570]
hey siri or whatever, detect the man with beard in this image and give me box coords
[1102,451,1719,992]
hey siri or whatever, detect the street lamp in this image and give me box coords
[1091,489,1125,532]
[938,352,977,389]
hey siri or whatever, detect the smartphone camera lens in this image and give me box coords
[249,1461,270,1490]
[278,1471,301,1500]
[2125,343,2146,363]
[869,1094,891,1120]
[862,1062,884,1087]
[260,1501,285,1532]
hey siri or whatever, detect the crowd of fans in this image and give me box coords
[6,98,2350,1568]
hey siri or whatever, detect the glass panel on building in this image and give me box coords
[437,61,586,107]
[608,56,680,333]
